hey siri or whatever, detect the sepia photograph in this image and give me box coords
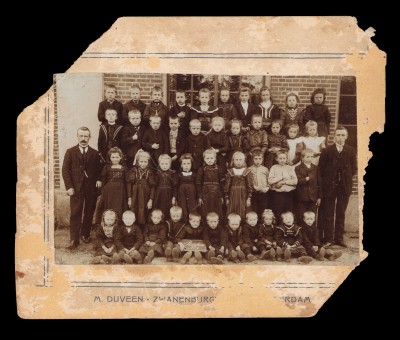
[54,73,359,266]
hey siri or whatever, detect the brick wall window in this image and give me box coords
[338,76,357,148]
[167,74,267,106]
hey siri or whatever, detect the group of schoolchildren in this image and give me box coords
[91,83,343,265]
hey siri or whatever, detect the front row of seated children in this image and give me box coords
[93,206,342,265]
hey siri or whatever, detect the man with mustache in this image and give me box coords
[62,127,102,250]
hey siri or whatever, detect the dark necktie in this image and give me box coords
[82,147,88,178]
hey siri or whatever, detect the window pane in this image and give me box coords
[338,96,357,125]
[340,76,356,95]
[194,74,215,91]
[241,75,264,93]
[175,74,191,91]
[217,75,241,92]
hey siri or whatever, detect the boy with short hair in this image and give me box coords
[241,211,262,260]
[98,84,124,125]
[226,213,257,263]
[176,212,205,264]
[235,87,258,129]
[301,211,342,261]
[206,116,229,174]
[165,206,186,262]
[121,109,144,168]
[167,89,191,134]
[187,119,207,172]
[143,86,168,129]
[248,150,270,217]
[190,88,219,133]
[98,108,124,162]
[203,212,227,264]
[114,210,143,264]
[168,116,186,171]
[217,88,237,131]
[244,114,268,163]
[275,211,311,262]
[295,148,322,218]
[122,85,146,123]
[142,115,169,169]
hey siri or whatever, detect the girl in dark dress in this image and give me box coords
[224,151,253,220]
[177,154,198,223]
[303,88,331,138]
[153,154,178,219]
[100,147,128,219]
[127,151,156,226]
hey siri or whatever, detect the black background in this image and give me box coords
[8,14,394,323]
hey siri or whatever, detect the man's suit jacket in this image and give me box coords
[295,162,322,202]
[62,145,101,194]
[318,144,357,197]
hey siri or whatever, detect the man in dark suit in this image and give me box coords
[62,127,102,250]
[318,127,357,248]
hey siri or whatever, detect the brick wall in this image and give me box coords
[269,76,340,145]
[103,73,163,104]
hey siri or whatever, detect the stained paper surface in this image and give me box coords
[16,17,385,318]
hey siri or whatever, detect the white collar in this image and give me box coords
[182,171,192,176]
[108,122,116,126]
[261,100,272,108]
[233,167,245,176]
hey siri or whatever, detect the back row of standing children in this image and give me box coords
[98,84,330,170]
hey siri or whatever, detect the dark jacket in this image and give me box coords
[121,124,144,162]
[176,224,204,242]
[235,102,258,128]
[168,128,186,159]
[122,100,146,123]
[300,221,321,249]
[166,220,187,242]
[318,144,357,196]
[143,102,169,128]
[62,145,101,193]
[98,99,124,124]
[204,225,227,248]
[242,223,259,247]
[98,123,124,161]
[258,223,276,243]
[115,224,143,250]
[187,133,207,171]
[95,226,117,250]
[168,103,191,133]
[295,162,322,202]
[225,226,244,250]
[141,128,170,164]
[143,222,167,244]
[206,129,229,154]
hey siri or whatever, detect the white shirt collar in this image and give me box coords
[336,143,344,152]
[79,145,88,153]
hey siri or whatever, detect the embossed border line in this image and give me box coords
[71,281,217,289]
